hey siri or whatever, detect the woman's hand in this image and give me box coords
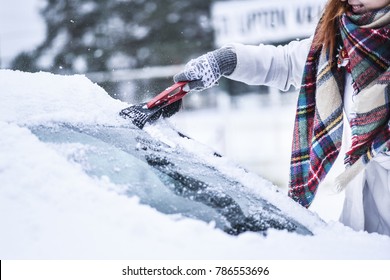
[173,47,237,91]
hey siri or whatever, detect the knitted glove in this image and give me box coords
[174,47,237,91]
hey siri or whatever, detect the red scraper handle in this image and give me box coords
[146,81,188,109]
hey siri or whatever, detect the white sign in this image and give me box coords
[212,0,327,46]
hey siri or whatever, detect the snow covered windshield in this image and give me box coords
[30,123,312,235]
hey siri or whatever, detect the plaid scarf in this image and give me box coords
[288,7,390,208]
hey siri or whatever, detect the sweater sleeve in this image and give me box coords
[226,37,312,91]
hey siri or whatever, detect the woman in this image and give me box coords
[174,0,390,235]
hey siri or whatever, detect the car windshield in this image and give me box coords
[30,123,313,235]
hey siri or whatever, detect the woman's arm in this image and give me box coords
[227,37,312,91]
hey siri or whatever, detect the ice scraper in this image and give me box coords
[119,81,189,129]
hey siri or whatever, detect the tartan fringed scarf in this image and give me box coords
[288,6,390,208]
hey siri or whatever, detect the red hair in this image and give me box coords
[313,0,349,59]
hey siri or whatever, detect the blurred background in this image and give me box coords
[1,0,340,194]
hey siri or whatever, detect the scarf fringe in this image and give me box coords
[335,158,365,192]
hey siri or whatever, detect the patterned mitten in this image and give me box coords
[173,47,237,91]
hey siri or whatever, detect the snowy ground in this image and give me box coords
[1,69,390,260]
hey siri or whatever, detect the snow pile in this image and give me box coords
[0,70,125,126]
[0,69,389,259]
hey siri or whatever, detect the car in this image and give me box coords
[1,70,324,240]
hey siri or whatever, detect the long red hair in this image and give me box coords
[313,0,349,59]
